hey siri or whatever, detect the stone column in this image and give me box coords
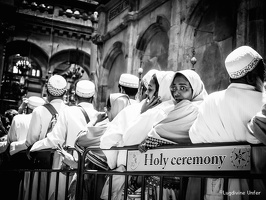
[167,0,181,71]
[236,0,248,47]
[125,12,139,74]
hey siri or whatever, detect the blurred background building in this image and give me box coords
[0,0,266,112]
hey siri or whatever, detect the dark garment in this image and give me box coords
[69,161,106,200]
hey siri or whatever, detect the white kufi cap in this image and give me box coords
[28,96,46,109]
[47,75,67,96]
[225,46,262,79]
[75,80,95,98]
[119,73,139,88]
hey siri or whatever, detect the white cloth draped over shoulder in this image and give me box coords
[189,83,263,143]
[136,70,208,144]
[100,70,174,169]
[122,70,176,145]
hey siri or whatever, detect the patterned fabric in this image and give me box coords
[140,136,174,150]
[75,142,109,170]
[47,81,66,96]
[229,57,261,79]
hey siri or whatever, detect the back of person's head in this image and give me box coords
[106,93,130,121]
[118,73,139,97]
[75,80,95,103]
[225,45,265,91]
[47,74,67,101]
[27,96,46,113]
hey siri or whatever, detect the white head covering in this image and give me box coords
[119,73,139,88]
[47,75,67,96]
[142,69,159,89]
[225,46,262,79]
[109,93,130,121]
[172,70,208,104]
[76,80,95,98]
[27,96,46,109]
[155,71,175,102]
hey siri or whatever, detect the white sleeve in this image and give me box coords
[26,109,42,147]
[30,110,67,151]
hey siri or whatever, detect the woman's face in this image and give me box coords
[170,74,193,104]
[145,77,158,100]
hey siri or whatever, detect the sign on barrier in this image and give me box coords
[127,145,251,171]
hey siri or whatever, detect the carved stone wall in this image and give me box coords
[94,0,266,103]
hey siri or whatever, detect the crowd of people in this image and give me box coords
[0,45,265,200]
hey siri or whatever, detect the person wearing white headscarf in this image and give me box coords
[122,70,176,147]
[100,69,160,169]
[139,70,208,151]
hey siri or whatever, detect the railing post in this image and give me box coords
[75,150,84,200]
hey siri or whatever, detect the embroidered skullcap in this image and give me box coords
[27,96,46,109]
[47,75,67,96]
[119,73,139,89]
[225,46,262,79]
[75,80,95,98]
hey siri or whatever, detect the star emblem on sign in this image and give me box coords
[230,147,250,169]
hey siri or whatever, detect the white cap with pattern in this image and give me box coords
[225,46,262,79]
[47,75,67,96]
[119,73,139,89]
[28,96,46,109]
[75,80,95,98]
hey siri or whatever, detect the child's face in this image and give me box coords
[170,74,193,104]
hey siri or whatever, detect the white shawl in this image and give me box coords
[189,83,263,143]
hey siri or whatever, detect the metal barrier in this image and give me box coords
[0,142,266,200]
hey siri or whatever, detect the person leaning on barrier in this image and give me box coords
[99,69,159,169]
[247,89,266,199]
[0,96,46,200]
[7,96,46,156]
[29,80,100,200]
[23,74,68,200]
[128,70,207,199]
[138,70,208,152]
[188,45,265,200]
[56,93,130,200]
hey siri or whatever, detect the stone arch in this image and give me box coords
[136,15,170,51]
[183,0,239,93]
[5,40,48,79]
[136,15,170,74]
[100,41,126,103]
[102,41,123,70]
[49,49,91,78]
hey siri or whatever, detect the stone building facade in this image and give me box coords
[93,0,266,109]
[0,0,266,112]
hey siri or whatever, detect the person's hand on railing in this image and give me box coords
[56,143,77,169]
[26,145,32,160]
[138,140,148,153]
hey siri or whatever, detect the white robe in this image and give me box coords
[189,83,263,143]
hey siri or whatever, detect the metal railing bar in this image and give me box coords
[108,174,113,200]
[54,172,60,200]
[45,171,51,200]
[223,178,228,200]
[124,174,129,200]
[200,177,204,200]
[159,176,163,200]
